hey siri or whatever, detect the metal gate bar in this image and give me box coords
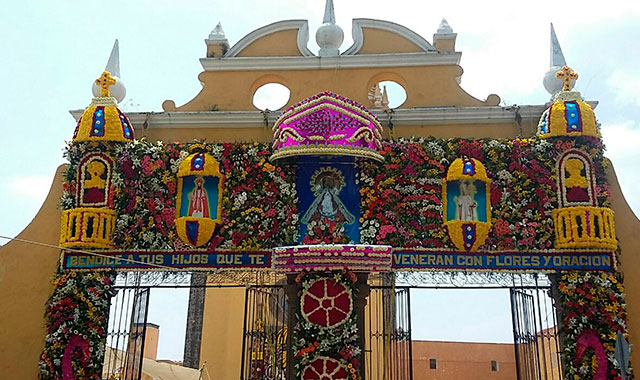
[510,285,563,380]
[103,285,150,380]
[365,286,412,380]
[241,285,288,380]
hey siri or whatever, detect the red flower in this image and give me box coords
[490,186,502,206]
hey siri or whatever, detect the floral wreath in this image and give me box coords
[300,275,354,329]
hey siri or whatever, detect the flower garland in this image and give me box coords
[358,136,611,251]
[554,271,632,380]
[60,136,611,253]
[294,271,361,380]
[39,272,115,380]
[61,141,298,251]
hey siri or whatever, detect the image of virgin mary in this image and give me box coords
[301,169,355,225]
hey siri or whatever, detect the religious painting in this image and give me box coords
[178,175,220,219]
[297,158,360,244]
[443,158,492,251]
[77,154,112,207]
[175,152,224,247]
[445,179,488,223]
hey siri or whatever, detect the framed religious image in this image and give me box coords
[179,175,220,219]
[445,179,488,223]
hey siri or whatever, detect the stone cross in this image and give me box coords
[95,71,116,97]
[556,66,579,92]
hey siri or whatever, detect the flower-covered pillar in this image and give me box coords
[284,270,372,380]
[40,71,134,380]
[539,66,631,380]
[271,92,391,380]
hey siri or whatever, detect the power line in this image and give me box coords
[0,235,175,270]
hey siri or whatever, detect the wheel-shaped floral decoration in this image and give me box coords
[301,278,353,328]
[302,357,350,380]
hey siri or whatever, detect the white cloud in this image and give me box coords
[9,175,53,203]
[607,71,640,107]
[601,120,640,218]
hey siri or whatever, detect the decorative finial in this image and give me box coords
[323,0,336,24]
[92,40,126,103]
[316,0,343,57]
[209,22,227,41]
[556,66,578,92]
[96,71,116,97]
[105,39,121,78]
[550,23,567,67]
[543,24,573,96]
[436,18,454,34]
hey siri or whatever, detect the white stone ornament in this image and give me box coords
[436,18,454,35]
[316,0,343,57]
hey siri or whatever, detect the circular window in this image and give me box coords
[252,83,291,111]
[367,80,407,109]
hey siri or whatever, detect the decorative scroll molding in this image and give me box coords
[343,18,436,55]
[224,19,314,57]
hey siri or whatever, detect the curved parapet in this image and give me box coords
[225,20,314,57]
[163,18,500,112]
[343,18,436,55]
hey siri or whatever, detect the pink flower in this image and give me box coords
[379,224,397,239]
[141,155,153,176]
[493,219,511,236]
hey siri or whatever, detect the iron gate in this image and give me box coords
[103,286,150,380]
[510,286,563,380]
[365,286,412,380]
[241,285,289,380]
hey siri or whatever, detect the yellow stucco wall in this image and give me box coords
[165,65,499,112]
[357,28,424,54]
[235,29,303,57]
[0,165,65,380]
[199,287,245,380]
[606,161,640,366]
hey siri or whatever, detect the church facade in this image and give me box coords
[1,2,639,380]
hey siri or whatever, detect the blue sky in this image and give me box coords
[1,0,639,360]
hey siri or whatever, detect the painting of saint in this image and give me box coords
[446,179,487,223]
[301,168,355,224]
[188,177,210,217]
[455,180,478,221]
[179,175,219,219]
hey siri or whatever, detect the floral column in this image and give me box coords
[290,270,368,380]
[539,66,631,380]
[40,71,134,380]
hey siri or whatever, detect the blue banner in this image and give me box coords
[62,249,614,272]
[63,251,271,270]
[392,251,613,271]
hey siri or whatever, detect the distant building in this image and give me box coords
[412,341,516,380]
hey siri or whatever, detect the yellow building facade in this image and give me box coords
[0,3,639,380]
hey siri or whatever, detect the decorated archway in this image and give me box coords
[40,72,630,380]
